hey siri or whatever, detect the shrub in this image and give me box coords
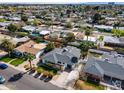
[37,68,44,74]
[43,71,49,76]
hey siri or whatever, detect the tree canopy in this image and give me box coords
[62,32,75,44]
[21,15,28,22]
[1,39,15,55]
[7,23,18,32]
[112,29,124,38]
[44,42,55,53]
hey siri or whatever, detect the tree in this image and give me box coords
[112,29,124,38]
[78,41,95,58]
[97,35,104,49]
[65,22,72,29]
[1,39,15,56]
[80,26,92,41]
[44,42,55,53]
[24,53,34,69]
[62,32,75,44]
[33,19,41,26]
[92,13,102,24]
[7,23,18,32]
[21,15,28,22]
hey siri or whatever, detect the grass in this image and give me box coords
[10,58,25,66]
[75,80,105,90]
[0,57,14,63]
[38,64,58,75]
[84,81,105,90]
[0,18,7,22]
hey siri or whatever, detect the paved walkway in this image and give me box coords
[50,71,75,89]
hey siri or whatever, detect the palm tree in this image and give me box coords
[78,41,95,58]
[97,36,104,49]
[24,53,34,69]
[80,27,92,41]
[1,39,15,56]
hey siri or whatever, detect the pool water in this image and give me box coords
[31,34,40,37]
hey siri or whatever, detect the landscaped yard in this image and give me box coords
[0,57,13,63]
[0,56,25,66]
[10,58,25,66]
[75,80,105,90]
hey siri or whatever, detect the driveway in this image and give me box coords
[0,66,63,90]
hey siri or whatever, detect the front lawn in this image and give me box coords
[10,58,25,66]
[0,57,13,63]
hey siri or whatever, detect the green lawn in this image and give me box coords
[84,81,105,90]
[10,58,25,66]
[0,57,13,63]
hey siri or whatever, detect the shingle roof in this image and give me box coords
[15,40,44,55]
[43,46,81,64]
[84,57,124,80]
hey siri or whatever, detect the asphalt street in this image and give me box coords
[0,66,63,90]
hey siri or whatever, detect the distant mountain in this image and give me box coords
[84,2,124,5]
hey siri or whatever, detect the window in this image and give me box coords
[58,61,61,64]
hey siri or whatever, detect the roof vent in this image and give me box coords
[104,58,110,62]
[63,48,68,52]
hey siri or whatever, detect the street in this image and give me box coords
[0,66,63,90]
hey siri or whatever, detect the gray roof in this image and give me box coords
[84,57,124,80]
[103,36,121,44]
[102,52,124,68]
[43,46,81,64]
[22,26,36,31]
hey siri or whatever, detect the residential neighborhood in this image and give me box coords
[0,2,124,90]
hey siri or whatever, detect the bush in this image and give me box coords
[24,64,30,70]
[43,71,49,76]
[37,68,44,74]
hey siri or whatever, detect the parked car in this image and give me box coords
[0,75,5,84]
[0,63,8,69]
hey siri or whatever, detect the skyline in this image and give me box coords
[0,1,124,5]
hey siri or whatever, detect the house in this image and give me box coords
[103,36,124,47]
[39,30,50,36]
[0,22,11,28]
[83,52,124,89]
[14,40,47,58]
[22,26,36,32]
[42,46,81,70]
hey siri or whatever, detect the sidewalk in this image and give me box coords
[0,85,10,90]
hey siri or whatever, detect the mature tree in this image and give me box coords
[84,5,92,12]
[112,29,124,38]
[65,22,72,29]
[33,19,41,26]
[24,53,34,69]
[78,41,95,58]
[80,26,92,41]
[93,6,100,11]
[21,15,28,22]
[92,13,102,24]
[62,32,75,44]
[7,23,18,32]
[97,35,104,49]
[1,39,15,56]
[44,42,55,53]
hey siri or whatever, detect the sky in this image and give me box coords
[0,0,124,4]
